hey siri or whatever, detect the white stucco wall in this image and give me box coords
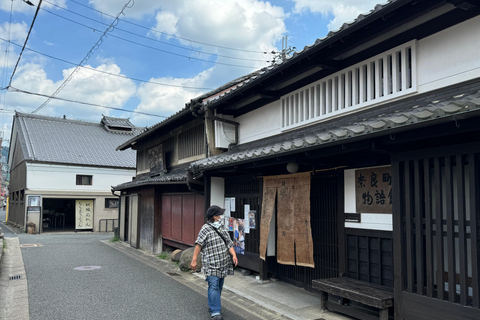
[24,163,133,232]
[344,168,392,231]
[237,100,282,144]
[417,16,480,93]
[26,163,135,192]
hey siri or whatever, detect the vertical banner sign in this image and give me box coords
[76,200,94,230]
[355,166,392,213]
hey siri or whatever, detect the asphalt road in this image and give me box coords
[18,233,247,320]
[0,208,248,320]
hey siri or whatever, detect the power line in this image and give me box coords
[1,0,15,149]
[0,37,214,90]
[67,0,269,55]
[9,0,43,86]
[32,0,135,114]
[42,0,271,64]
[1,0,14,89]
[8,86,167,118]
[38,7,268,69]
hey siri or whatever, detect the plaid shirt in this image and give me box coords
[195,223,234,278]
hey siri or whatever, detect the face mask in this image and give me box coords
[212,220,222,228]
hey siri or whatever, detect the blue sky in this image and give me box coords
[0,0,381,146]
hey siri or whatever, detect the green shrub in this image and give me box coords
[157,252,169,260]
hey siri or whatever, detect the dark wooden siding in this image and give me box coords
[345,228,393,288]
[138,187,155,253]
[393,144,480,319]
[8,160,26,226]
[178,123,205,160]
[161,193,205,248]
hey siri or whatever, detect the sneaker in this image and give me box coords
[211,314,223,320]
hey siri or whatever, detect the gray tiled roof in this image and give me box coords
[14,113,142,168]
[190,86,480,172]
[112,163,189,190]
[117,107,189,151]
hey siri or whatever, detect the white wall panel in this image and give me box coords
[210,177,225,207]
[26,163,135,191]
[417,16,480,92]
[237,100,282,144]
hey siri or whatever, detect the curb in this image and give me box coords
[0,237,29,320]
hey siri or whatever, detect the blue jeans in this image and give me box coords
[206,276,224,316]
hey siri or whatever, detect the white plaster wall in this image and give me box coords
[237,100,282,144]
[417,16,480,93]
[344,168,392,231]
[26,163,135,191]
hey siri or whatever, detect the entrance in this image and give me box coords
[42,198,76,231]
[276,170,341,289]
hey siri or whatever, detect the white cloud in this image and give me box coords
[150,11,178,37]
[0,22,29,71]
[132,68,213,126]
[291,0,381,30]
[2,0,288,131]
[0,22,28,43]
[88,0,163,19]
[152,0,285,53]
[7,62,136,122]
[129,0,287,127]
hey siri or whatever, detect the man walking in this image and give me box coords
[191,205,238,320]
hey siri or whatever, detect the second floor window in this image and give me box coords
[76,175,92,185]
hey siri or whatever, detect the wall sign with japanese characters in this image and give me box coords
[355,166,392,213]
[148,145,165,176]
[75,200,94,230]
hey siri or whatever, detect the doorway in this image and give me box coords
[42,198,75,231]
[276,170,341,289]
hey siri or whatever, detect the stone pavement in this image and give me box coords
[0,237,29,320]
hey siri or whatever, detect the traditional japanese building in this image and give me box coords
[8,113,140,233]
[185,1,480,319]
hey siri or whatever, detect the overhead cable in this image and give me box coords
[67,0,269,54]
[41,1,271,63]
[8,0,43,87]
[0,37,213,90]
[32,0,135,114]
[39,7,268,69]
[9,86,167,118]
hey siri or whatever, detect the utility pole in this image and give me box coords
[271,35,296,65]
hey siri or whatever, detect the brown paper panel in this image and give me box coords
[295,232,315,268]
[293,173,315,268]
[277,231,295,265]
[259,180,277,260]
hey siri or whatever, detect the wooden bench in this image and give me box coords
[312,277,394,320]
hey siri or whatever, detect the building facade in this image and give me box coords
[8,113,140,233]
[185,1,480,319]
